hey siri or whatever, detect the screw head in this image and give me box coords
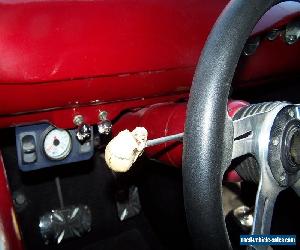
[272,138,279,146]
[15,193,26,205]
[233,206,253,229]
[13,191,28,211]
[266,29,280,41]
[73,115,84,126]
[99,111,108,121]
[288,109,295,118]
[287,35,297,43]
[279,173,286,182]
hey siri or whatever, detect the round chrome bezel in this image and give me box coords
[43,127,72,161]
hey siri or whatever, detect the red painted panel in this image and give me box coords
[0,0,228,84]
[0,1,299,126]
[0,68,193,116]
[236,36,300,85]
[0,0,298,85]
[0,93,188,128]
[0,152,24,250]
[0,0,297,86]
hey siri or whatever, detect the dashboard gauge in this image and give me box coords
[43,128,72,160]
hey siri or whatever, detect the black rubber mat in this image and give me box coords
[83,229,151,250]
[0,128,162,250]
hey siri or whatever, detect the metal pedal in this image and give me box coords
[116,186,141,221]
[39,205,91,245]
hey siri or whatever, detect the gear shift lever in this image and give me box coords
[105,127,183,172]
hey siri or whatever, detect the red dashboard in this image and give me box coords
[0,0,299,129]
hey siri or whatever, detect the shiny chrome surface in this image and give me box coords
[231,102,300,250]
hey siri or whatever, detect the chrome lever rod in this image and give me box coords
[146,133,184,147]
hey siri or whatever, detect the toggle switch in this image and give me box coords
[21,135,37,164]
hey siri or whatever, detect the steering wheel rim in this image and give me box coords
[182,1,283,249]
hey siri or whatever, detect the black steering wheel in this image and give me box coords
[183,0,300,249]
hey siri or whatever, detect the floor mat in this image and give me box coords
[83,229,151,250]
[0,128,162,250]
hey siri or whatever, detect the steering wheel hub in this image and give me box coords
[285,126,300,169]
[267,106,300,187]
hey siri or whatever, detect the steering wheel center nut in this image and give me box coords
[268,106,300,186]
[284,125,300,171]
[291,138,300,161]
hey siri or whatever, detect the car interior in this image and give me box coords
[0,1,300,250]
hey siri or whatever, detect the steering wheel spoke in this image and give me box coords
[252,173,283,236]
[232,131,253,160]
[232,112,268,160]
[250,169,284,250]
[232,116,254,160]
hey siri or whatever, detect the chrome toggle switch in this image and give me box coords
[76,124,92,144]
[73,115,92,144]
[98,111,112,135]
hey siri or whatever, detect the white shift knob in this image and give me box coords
[105,127,148,172]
